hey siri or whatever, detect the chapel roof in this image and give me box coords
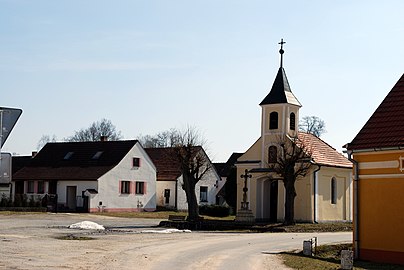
[260,39,301,107]
[260,67,301,107]
[13,140,138,181]
[298,132,352,168]
[346,73,404,151]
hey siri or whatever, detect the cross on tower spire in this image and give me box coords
[278,38,286,68]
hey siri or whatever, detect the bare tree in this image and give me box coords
[66,119,122,142]
[141,127,210,221]
[138,129,180,148]
[299,116,326,137]
[37,134,57,150]
[268,135,313,225]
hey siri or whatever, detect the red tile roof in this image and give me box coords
[145,148,182,181]
[298,132,352,168]
[145,146,207,181]
[347,74,404,150]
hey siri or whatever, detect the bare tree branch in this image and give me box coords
[266,134,314,225]
[66,119,122,142]
[299,116,326,137]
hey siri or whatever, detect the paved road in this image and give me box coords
[0,213,352,270]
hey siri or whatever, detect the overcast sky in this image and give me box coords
[1,0,403,162]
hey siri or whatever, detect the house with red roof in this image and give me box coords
[236,43,353,222]
[145,147,221,210]
[345,73,404,264]
[12,139,157,212]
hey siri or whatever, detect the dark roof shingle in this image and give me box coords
[260,67,301,107]
[13,140,138,180]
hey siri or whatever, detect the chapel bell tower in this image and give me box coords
[260,39,302,165]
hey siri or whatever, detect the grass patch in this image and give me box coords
[56,234,95,241]
[265,222,352,233]
[281,244,404,270]
[93,211,184,219]
[93,211,235,221]
[0,210,47,215]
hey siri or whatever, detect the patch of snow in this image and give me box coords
[141,229,191,234]
[68,221,105,230]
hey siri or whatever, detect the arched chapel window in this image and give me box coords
[331,177,337,204]
[269,112,278,130]
[268,146,277,163]
[290,112,296,130]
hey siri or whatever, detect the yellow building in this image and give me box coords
[345,74,404,264]
[236,43,352,223]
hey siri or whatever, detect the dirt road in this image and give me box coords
[0,213,351,269]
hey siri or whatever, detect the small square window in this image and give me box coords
[135,181,145,195]
[133,158,140,167]
[120,181,130,194]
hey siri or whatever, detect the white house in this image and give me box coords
[12,140,156,212]
[145,147,221,210]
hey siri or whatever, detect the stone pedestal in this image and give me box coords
[235,209,255,223]
[341,250,353,270]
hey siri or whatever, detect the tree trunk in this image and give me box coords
[182,173,199,221]
[283,171,297,225]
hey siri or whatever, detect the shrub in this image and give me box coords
[0,194,11,207]
[199,204,230,217]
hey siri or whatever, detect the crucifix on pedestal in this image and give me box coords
[240,169,252,210]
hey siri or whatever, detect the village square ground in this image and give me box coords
[0,213,351,270]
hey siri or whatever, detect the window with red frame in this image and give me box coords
[135,181,145,195]
[120,181,130,194]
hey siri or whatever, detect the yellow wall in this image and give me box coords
[294,176,312,221]
[236,133,352,223]
[236,163,352,222]
[316,167,352,221]
[353,150,404,255]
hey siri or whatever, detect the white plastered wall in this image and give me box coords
[93,143,157,211]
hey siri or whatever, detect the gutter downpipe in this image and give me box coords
[312,164,321,223]
[346,150,359,259]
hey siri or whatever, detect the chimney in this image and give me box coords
[100,136,108,142]
[32,151,38,158]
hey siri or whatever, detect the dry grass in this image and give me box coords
[281,244,404,270]
[269,222,353,233]
[56,234,95,241]
[93,211,236,221]
[0,211,46,215]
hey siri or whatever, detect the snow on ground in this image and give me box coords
[141,229,191,234]
[68,221,105,230]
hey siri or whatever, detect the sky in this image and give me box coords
[1,0,403,162]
